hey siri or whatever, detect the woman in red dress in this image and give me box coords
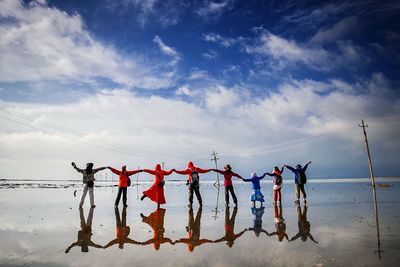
[140,164,175,209]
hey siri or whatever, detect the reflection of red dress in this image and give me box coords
[143,166,174,204]
[141,208,173,250]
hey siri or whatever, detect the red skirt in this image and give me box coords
[143,183,166,204]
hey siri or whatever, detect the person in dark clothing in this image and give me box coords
[267,204,288,242]
[289,205,318,244]
[213,164,243,207]
[65,207,102,253]
[104,207,143,249]
[212,207,246,248]
[284,161,311,204]
[108,165,142,207]
[174,207,213,252]
[174,162,212,207]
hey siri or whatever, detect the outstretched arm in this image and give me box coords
[104,239,118,248]
[65,241,79,253]
[303,161,312,172]
[280,166,284,173]
[142,169,156,175]
[242,178,252,182]
[265,172,275,177]
[162,169,175,176]
[308,233,318,244]
[232,172,243,179]
[89,241,104,249]
[284,165,296,173]
[71,162,84,173]
[108,166,121,175]
[259,173,267,179]
[93,167,107,174]
[196,167,213,174]
[213,169,225,175]
[174,169,189,175]
[289,233,301,242]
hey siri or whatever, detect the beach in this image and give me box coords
[0,179,399,267]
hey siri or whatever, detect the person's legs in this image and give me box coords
[115,187,122,206]
[188,186,194,206]
[229,186,238,205]
[89,187,94,207]
[299,184,307,199]
[225,186,229,205]
[278,189,282,203]
[194,186,202,206]
[273,189,277,204]
[295,184,300,202]
[80,185,88,207]
[122,187,127,207]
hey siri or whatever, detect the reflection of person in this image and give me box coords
[71,162,106,208]
[213,207,246,248]
[242,172,267,207]
[246,206,269,237]
[175,207,213,252]
[174,162,212,207]
[284,162,311,204]
[141,164,175,209]
[65,207,102,253]
[104,207,143,249]
[140,208,174,250]
[213,164,243,207]
[265,166,284,206]
[108,165,142,207]
[289,205,318,244]
[267,205,288,242]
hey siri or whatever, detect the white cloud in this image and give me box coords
[246,31,333,71]
[196,0,234,19]
[203,33,240,47]
[310,16,360,43]
[175,85,194,96]
[202,50,218,60]
[0,0,173,89]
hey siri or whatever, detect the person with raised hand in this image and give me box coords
[108,165,143,207]
[212,164,243,207]
[284,161,311,204]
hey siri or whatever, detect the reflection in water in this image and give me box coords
[104,207,143,249]
[175,207,213,252]
[289,205,318,244]
[213,207,246,248]
[65,207,102,253]
[140,208,174,251]
[246,207,269,237]
[267,205,288,242]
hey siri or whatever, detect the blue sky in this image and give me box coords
[0,0,399,179]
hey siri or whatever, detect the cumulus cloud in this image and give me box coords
[0,0,173,89]
[1,74,399,179]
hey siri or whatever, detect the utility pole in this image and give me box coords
[359,120,383,259]
[136,166,140,200]
[210,151,220,188]
[161,161,165,169]
[212,186,221,220]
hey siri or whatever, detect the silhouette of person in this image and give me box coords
[213,207,246,248]
[65,207,102,253]
[175,207,213,252]
[140,208,174,250]
[104,207,142,249]
[108,165,142,207]
[289,205,318,244]
[267,205,289,242]
[246,206,269,237]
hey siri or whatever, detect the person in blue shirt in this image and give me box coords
[243,172,267,207]
[284,161,311,204]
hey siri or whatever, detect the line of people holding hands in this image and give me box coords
[71,160,312,209]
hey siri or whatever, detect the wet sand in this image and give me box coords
[0,181,399,266]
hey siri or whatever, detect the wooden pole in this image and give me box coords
[359,120,382,259]
[211,151,220,188]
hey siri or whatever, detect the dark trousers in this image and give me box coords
[295,184,307,199]
[115,187,127,206]
[188,185,202,205]
[225,185,237,204]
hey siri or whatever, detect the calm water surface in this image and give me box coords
[0,181,399,266]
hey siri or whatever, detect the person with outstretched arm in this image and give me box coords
[140,164,175,209]
[265,166,285,206]
[108,165,143,207]
[174,162,212,207]
[284,161,311,204]
[242,172,268,207]
[71,162,106,208]
[289,205,318,244]
[213,164,243,207]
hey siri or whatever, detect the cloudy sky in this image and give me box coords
[0,0,399,180]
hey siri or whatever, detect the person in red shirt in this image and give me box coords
[108,165,142,207]
[212,207,246,248]
[212,164,243,207]
[174,162,212,207]
[140,164,175,209]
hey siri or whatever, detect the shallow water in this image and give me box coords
[0,181,399,267]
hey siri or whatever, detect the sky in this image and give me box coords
[0,0,399,180]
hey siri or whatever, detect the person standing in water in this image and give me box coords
[174,162,212,207]
[141,164,175,209]
[284,161,311,204]
[71,162,106,208]
[265,166,285,206]
[108,165,142,207]
[242,172,268,207]
[212,164,243,207]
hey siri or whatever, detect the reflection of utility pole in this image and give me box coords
[161,161,165,169]
[359,120,383,259]
[212,186,220,220]
[136,166,140,200]
[210,151,220,188]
